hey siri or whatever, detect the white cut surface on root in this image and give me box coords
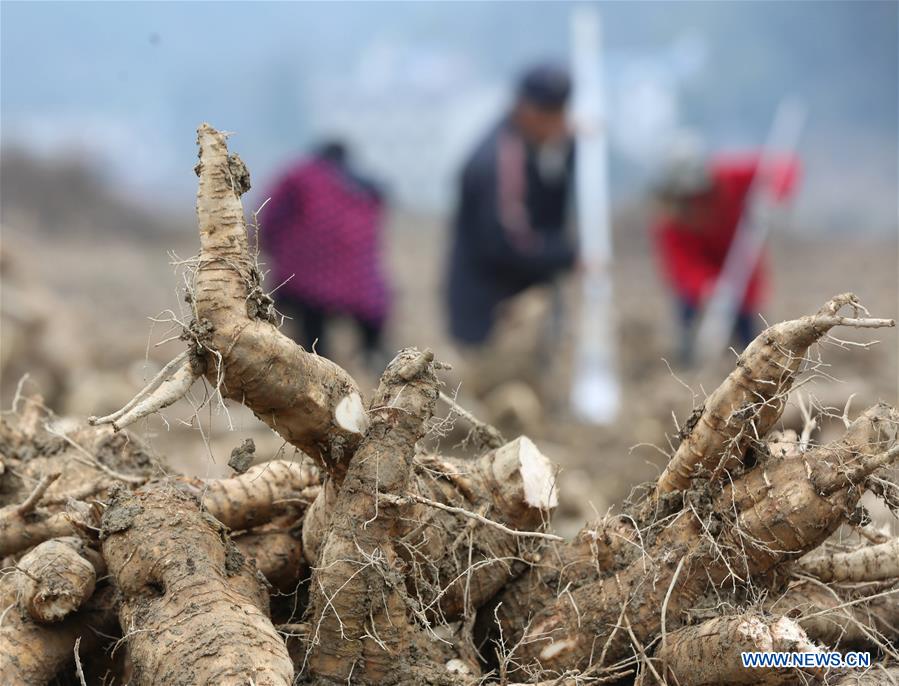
[334,392,368,435]
[515,436,559,509]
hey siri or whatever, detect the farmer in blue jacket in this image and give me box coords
[446,63,579,346]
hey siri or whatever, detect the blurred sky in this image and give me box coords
[1,1,897,231]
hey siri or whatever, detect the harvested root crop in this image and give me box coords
[395,438,559,620]
[636,613,822,685]
[302,436,559,620]
[0,582,117,685]
[234,517,306,594]
[655,293,893,495]
[0,405,153,557]
[184,458,320,531]
[767,579,899,649]
[798,537,899,583]
[306,348,448,684]
[93,124,369,476]
[831,663,899,684]
[4,124,898,686]
[494,402,898,674]
[0,474,97,557]
[15,535,101,622]
[101,485,293,685]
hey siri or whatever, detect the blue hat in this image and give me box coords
[517,63,571,110]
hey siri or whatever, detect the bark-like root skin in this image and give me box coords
[502,403,897,674]
[101,486,293,686]
[0,421,152,556]
[639,613,822,686]
[307,348,445,685]
[2,420,153,508]
[767,580,899,648]
[0,508,81,558]
[235,518,306,594]
[303,437,559,621]
[16,536,98,623]
[797,536,899,583]
[488,513,637,637]
[399,437,558,620]
[832,665,899,685]
[720,402,899,576]
[657,293,891,494]
[196,458,320,531]
[0,582,117,685]
[192,123,367,471]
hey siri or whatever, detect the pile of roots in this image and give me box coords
[1,124,897,685]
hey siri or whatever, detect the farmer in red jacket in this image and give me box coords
[260,141,390,370]
[652,145,799,365]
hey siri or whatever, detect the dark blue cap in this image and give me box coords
[517,63,572,110]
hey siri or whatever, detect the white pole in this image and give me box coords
[694,97,806,363]
[569,5,620,424]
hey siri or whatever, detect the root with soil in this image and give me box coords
[1,124,897,685]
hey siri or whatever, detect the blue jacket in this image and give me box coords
[446,120,577,344]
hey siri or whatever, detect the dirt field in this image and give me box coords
[1,206,896,533]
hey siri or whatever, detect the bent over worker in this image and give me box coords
[446,63,580,347]
[651,145,800,365]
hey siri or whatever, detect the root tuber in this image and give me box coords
[656,293,894,494]
[16,536,102,623]
[191,124,368,473]
[498,402,898,674]
[15,122,896,686]
[303,437,559,622]
[637,613,822,685]
[89,353,197,431]
[0,482,96,557]
[768,579,899,649]
[831,663,899,684]
[101,485,293,685]
[0,583,117,684]
[190,458,319,531]
[234,518,306,594]
[797,537,899,583]
[306,348,446,684]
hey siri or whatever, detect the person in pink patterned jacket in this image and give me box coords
[260,141,390,368]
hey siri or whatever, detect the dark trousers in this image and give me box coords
[278,296,383,361]
[678,299,757,365]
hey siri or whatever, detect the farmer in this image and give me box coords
[260,141,389,370]
[651,140,800,365]
[446,62,579,348]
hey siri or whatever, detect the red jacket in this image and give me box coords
[652,154,799,311]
